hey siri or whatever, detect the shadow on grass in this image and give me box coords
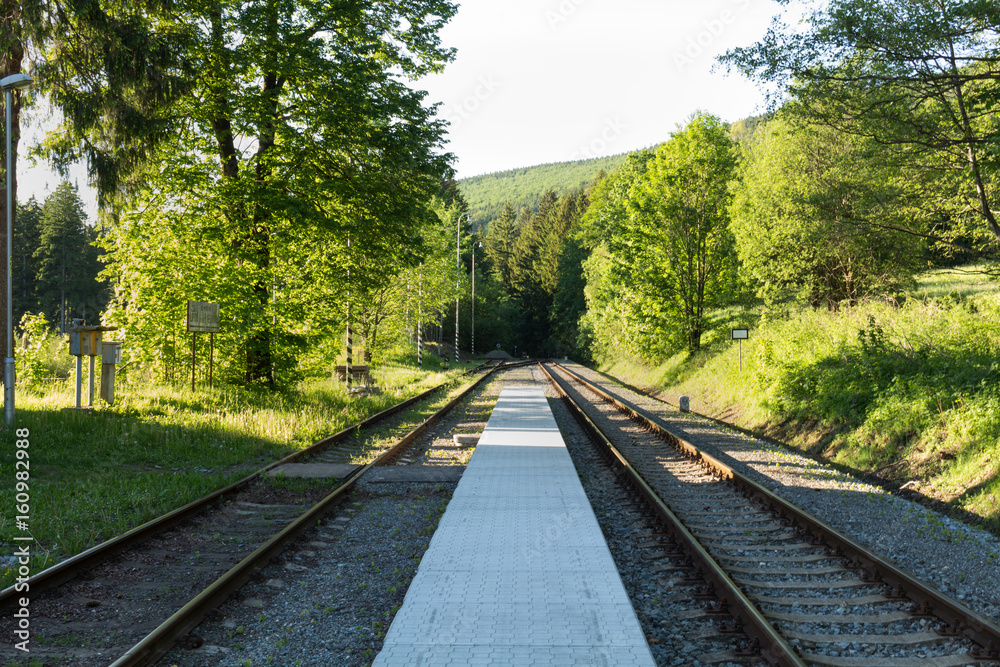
[0,400,300,585]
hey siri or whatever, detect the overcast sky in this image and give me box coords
[19,0,790,215]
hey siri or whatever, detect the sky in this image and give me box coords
[418,0,787,178]
[17,0,789,215]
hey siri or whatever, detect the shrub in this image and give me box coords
[16,312,56,386]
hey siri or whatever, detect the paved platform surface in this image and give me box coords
[373,386,655,665]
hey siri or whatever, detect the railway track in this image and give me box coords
[0,362,504,666]
[542,361,1000,667]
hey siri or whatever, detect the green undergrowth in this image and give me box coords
[0,362,471,589]
[600,265,1000,536]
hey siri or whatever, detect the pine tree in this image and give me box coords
[34,183,105,332]
[13,197,41,322]
[484,202,518,286]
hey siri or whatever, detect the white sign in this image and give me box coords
[731,328,749,340]
[187,301,221,333]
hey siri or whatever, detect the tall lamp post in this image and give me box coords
[455,212,469,364]
[472,241,482,357]
[2,73,32,427]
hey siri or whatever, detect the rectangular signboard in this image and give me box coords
[731,328,749,340]
[187,301,221,333]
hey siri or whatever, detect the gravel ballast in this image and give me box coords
[162,362,1000,666]
[566,362,1000,628]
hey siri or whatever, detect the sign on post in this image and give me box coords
[731,328,749,372]
[187,301,220,390]
[187,301,220,333]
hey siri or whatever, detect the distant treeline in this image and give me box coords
[459,155,628,231]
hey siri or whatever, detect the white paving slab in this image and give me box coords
[372,387,655,666]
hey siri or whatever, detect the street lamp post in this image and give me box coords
[455,213,469,364]
[2,73,33,427]
[472,241,482,357]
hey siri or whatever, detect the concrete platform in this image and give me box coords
[372,387,655,666]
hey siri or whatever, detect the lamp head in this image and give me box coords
[0,73,33,92]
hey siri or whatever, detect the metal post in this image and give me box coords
[455,213,463,364]
[417,270,423,368]
[473,242,484,357]
[75,355,82,408]
[88,353,95,407]
[4,88,14,425]
[471,246,476,357]
[346,236,351,388]
[209,332,214,388]
[191,332,196,391]
[2,75,32,425]
[346,302,352,390]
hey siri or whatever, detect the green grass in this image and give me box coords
[911,263,1000,300]
[0,362,472,589]
[599,264,1000,534]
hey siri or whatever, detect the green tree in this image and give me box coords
[730,114,925,308]
[483,202,518,287]
[549,233,589,359]
[579,150,655,246]
[633,114,738,354]
[2,0,31,367]
[597,114,739,357]
[578,151,655,362]
[35,182,105,332]
[13,197,41,322]
[92,0,457,385]
[507,189,591,357]
[720,0,1000,250]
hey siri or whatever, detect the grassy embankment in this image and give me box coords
[0,351,471,589]
[600,266,1000,535]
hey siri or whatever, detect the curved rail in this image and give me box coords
[0,362,495,609]
[110,362,502,665]
[550,361,1000,662]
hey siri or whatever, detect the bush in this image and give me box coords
[16,313,55,386]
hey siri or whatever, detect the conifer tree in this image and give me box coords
[13,197,41,322]
[34,183,105,332]
[484,202,519,287]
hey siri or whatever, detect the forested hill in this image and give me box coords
[459,154,629,230]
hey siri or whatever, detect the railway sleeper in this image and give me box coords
[972,641,1000,660]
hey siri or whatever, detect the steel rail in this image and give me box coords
[109,363,501,666]
[540,362,805,666]
[552,361,1000,660]
[0,362,494,610]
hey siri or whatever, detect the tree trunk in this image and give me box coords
[207,4,285,385]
